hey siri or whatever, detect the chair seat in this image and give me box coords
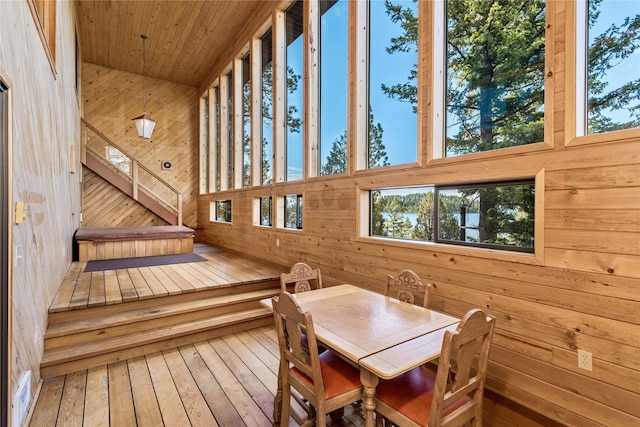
[292,351,362,399]
[376,366,470,425]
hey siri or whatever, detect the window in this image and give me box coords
[442,0,546,157]
[368,0,418,168]
[226,70,234,189]
[242,53,251,187]
[213,86,221,192]
[215,200,232,223]
[579,0,640,135]
[261,29,274,185]
[370,181,535,253]
[319,0,349,176]
[28,0,56,69]
[285,0,304,181]
[200,95,210,194]
[284,194,303,229]
[370,187,434,240]
[260,196,272,226]
[435,182,535,252]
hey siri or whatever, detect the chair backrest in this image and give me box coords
[272,292,325,399]
[430,308,496,427]
[385,269,431,308]
[281,262,323,293]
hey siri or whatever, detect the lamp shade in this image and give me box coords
[132,114,156,139]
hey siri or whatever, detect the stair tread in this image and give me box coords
[45,288,278,338]
[41,306,273,366]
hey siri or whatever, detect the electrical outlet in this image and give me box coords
[578,349,592,371]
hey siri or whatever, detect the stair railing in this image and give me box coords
[81,119,183,226]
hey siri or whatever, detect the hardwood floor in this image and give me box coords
[29,326,366,427]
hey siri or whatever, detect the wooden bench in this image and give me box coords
[75,226,195,261]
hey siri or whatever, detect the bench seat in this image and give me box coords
[75,226,195,261]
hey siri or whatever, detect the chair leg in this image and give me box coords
[281,385,292,427]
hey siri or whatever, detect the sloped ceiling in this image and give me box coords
[76,0,267,87]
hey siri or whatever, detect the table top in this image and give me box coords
[261,284,460,364]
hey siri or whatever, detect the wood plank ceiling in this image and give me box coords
[76,0,266,88]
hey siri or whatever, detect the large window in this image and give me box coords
[319,0,349,176]
[285,0,304,181]
[242,53,251,187]
[200,95,209,194]
[583,0,640,134]
[368,0,418,168]
[261,29,274,186]
[444,0,546,157]
[370,181,535,253]
[213,86,221,192]
[226,70,234,189]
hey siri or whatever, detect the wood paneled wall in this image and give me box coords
[0,0,82,420]
[197,2,640,426]
[81,168,167,227]
[81,63,199,228]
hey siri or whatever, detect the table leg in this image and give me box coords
[360,368,379,427]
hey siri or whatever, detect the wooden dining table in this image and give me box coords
[261,284,460,427]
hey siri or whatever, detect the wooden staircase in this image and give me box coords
[41,283,280,378]
[41,247,286,378]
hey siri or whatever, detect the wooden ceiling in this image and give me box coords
[76,1,268,88]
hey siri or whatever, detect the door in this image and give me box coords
[0,77,10,426]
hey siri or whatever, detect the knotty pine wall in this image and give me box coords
[0,0,82,419]
[81,168,168,227]
[81,63,199,228]
[197,2,640,426]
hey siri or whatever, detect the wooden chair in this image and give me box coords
[273,292,363,426]
[281,262,323,293]
[385,269,431,308]
[373,308,496,427]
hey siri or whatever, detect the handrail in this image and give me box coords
[81,119,183,225]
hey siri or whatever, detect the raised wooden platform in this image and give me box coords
[42,244,287,378]
[74,225,195,261]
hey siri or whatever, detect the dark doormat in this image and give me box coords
[84,253,206,272]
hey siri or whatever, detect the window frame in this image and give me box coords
[27,0,57,74]
[254,196,273,227]
[431,0,554,162]
[567,0,640,147]
[212,199,232,223]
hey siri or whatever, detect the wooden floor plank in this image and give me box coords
[137,266,170,297]
[69,272,91,309]
[145,352,191,426]
[208,337,276,422]
[87,271,106,307]
[127,356,164,427]
[193,340,272,426]
[158,264,196,293]
[178,344,246,427]
[103,270,122,305]
[145,266,183,295]
[162,348,219,427]
[127,267,154,300]
[29,376,64,426]
[107,361,136,426]
[83,366,109,427]
[115,270,139,302]
[56,370,87,426]
[167,263,210,291]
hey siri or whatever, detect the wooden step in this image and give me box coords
[41,287,280,378]
[44,288,279,342]
[41,306,275,378]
